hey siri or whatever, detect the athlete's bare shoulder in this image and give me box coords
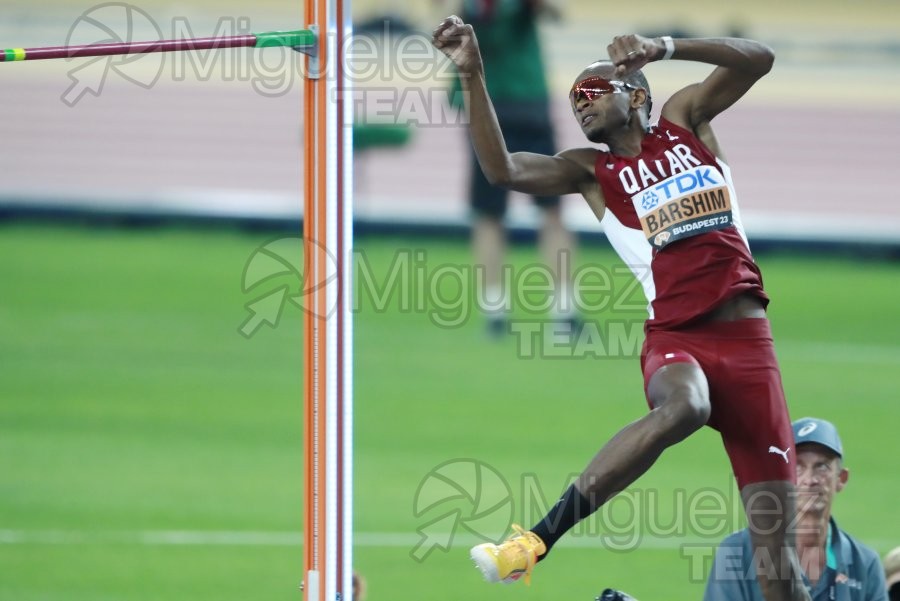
[558,147,600,164]
[557,147,600,176]
[557,147,607,217]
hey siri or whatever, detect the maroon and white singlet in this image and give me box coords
[594,117,768,331]
[593,118,794,487]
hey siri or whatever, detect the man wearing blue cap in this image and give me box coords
[704,417,888,601]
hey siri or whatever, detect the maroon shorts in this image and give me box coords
[641,318,795,489]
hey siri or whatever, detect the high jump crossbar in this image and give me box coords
[0,29,316,62]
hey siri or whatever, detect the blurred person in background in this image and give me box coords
[885,547,900,601]
[434,15,814,601]
[704,418,888,601]
[352,571,366,601]
[443,0,580,338]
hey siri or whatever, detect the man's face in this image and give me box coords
[569,65,635,143]
[794,443,848,518]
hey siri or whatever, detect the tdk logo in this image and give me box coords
[641,190,660,211]
[652,167,722,201]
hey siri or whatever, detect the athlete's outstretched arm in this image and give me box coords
[602,34,773,157]
[431,16,594,197]
[607,35,773,128]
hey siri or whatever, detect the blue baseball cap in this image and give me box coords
[792,417,843,458]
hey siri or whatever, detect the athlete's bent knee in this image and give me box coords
[666,388,711,438]
[648,362,711,437]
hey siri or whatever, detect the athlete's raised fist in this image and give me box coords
[432,15,482,74]
[607,34,664,76]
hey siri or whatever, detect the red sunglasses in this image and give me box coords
[569,77,635,106]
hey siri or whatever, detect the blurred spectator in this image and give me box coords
[348,13,416,190]
[446,0,579,338]
[885,547,900,601]
[704,418,888,601]
[352,571,366,601]
[354,13,417,36]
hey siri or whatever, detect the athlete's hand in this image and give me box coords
[432,16,483,74]
[607,34,665,76]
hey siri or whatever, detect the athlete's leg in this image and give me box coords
[470,357,712,584]
[532,357,711,555]
[712,318,811,601]
[741,481,810,601]
[576,361,710,515]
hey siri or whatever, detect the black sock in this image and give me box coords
[530,484,595,558]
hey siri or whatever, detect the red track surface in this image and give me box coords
[1,77,897,238]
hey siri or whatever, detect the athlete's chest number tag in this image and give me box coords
[630,165,733,249]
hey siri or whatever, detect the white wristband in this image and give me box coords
[661,35,675,60]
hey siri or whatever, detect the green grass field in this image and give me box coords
[1,222,898,601]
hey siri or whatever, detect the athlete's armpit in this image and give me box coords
[498,146,598,197]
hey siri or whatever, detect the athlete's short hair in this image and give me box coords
[623,69,652,118]
[583,61,653,118]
